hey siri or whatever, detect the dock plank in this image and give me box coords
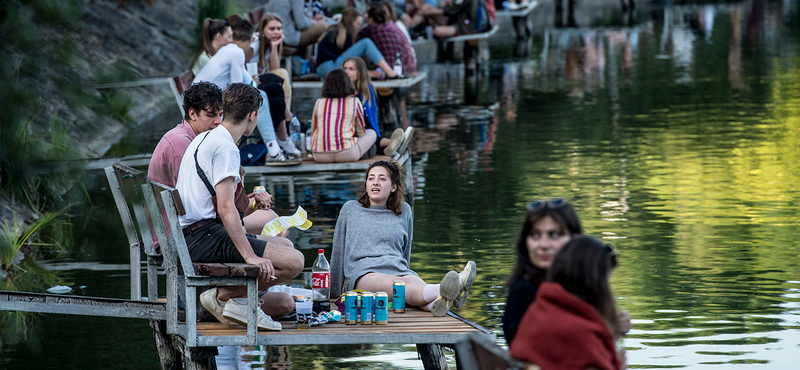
[241,152,408,175]
[292,71,426,90]
[496,1,539,18]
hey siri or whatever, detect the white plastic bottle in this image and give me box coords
[393,52,403,77]
[290,115,302,149]
[311,249,331,313]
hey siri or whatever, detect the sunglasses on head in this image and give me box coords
[604,243,618,268]
[526,198,568,212]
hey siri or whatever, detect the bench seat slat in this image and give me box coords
[192,262,260,277]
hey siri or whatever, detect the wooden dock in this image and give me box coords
[496,1,539,39]
[292,71,426,90]
[191,308,491,347]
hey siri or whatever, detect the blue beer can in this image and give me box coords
[345,292,358,325]
[392,281,406,313]
[375,292,389,324]
[361,292,374,325]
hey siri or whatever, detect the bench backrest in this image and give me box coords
[456,332,539,370]
[140,180,198,278]
[169,70,194,115]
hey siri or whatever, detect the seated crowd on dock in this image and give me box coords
[145,2,631,368]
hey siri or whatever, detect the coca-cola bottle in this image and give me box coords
[312,249,331,313]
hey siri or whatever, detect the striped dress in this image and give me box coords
[310,96,366,153]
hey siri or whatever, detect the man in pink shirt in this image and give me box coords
[148,82,295,320]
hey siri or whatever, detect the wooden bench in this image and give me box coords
[455,332,540,370]
[105,163,263,346]
[496,1,539,39]
[168,70,194,115]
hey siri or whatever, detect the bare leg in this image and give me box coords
[355,272,430,307]
[243,209,279,234]
[276,119,289,140]
[260,292,294,318]
[434,25,457,38]
[376,59,399,78]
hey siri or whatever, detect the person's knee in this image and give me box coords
[271,294,295,317]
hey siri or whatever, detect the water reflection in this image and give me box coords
[6,0,800,369]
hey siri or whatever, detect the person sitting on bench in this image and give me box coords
[176,83,304,331]
[265,0,331,49]
[330,160,477,316]
[315,7,402,79]
[357,2,416,75]
[407,0,480,39]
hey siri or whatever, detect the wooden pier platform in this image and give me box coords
[191,307,491,347]
[292,71,426,90]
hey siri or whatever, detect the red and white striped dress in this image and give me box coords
[310,96,366,153]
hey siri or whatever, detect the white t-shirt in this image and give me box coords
[176,126,241,227]
[249,34,261,65]
[192,43,253,89]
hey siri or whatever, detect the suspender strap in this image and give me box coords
[194,132,216,197]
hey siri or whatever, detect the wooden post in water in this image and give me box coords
[152,319,218,370]
[417,343,449,370]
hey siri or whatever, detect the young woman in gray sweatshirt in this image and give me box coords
[330,160,476,316]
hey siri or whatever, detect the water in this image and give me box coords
[4,1,800,368]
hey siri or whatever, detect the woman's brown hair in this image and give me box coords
[358,160,406,215]
[191,18,229,69]
[257,13,283,70]
[546,235,620,336]
[344,57,371,105]
[321,69,355,98]
[336,7,362,49]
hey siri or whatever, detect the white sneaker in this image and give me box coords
[278,139,302,157]
[222,298,283,331]
[453,261,476,309]
[392,126,415,159]
[430,270,460,317]
[384,128,404,157]
[199,288,238,326]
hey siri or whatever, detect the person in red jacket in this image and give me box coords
[510,235,627,370]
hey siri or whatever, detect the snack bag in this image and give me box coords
[261,206,313,236]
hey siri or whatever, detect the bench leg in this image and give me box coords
[417,343,448,370]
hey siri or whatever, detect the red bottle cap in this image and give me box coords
[318,249,324,254]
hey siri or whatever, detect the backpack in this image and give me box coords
[240,143,268,166]
[475,0,493,33]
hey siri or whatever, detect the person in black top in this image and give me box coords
[502,198,583,345]
[315,7,400,79]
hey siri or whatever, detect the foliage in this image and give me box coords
[0,213,69,271]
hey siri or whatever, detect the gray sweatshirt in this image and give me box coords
[330,200,416,298]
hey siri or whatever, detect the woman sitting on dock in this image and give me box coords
[330,160,477,316]
[309,69,376,163]
[509,235,626,369]
[253,13,294,116]
[342,56,404,157]
[191,18,232,76]
[315,7,401,79]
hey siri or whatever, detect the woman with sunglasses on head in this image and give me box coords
[510,235,626,370]
[329,160,477,316]
[502,198,584,344]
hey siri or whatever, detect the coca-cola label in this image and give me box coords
[312,272,330,289]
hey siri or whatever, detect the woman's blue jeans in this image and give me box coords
[316,38,386,78]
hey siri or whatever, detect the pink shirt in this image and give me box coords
[148,120,197,187]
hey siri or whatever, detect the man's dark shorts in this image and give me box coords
[184,221,267,263]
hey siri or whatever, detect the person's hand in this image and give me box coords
[270,33,284,47]
[617,309,631,337]
[313,13,325,22]
[245,255,275,281]
[252,74,261,86]
[253,191,273,210]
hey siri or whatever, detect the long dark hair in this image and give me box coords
[358,160,406,215]
[257,13,283,69]
[505,200,583,287]
[547,235,620,336]
[321,69,355,98]
[336,7,362,49]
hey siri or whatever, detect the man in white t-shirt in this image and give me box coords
[176,83,304,331]
[193,19,259,89]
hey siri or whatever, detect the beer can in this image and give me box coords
[375,292,389,324]
[361,292,374,325]
[392,281,406,313]
[345,292,358,325]
[253,186,265,194]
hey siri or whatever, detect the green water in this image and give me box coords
[3,1,800,369]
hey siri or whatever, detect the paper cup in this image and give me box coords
[246,62,258,76]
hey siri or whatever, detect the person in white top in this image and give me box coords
[176,83,304,331]
[190,18,232,76]
[193,19,260,89]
